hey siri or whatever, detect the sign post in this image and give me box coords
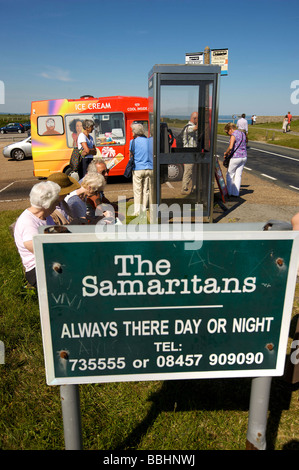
[60,384,82,450]
[185,52,204,65]
[34,225,299,448]
[211,48,228,76]
[246,376,272,450]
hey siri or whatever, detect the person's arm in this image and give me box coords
[24,240,34,253]
[129,139,134,159]
[291,212,299,230]
[78,134,96,156]
[81,141,96,156]
[186,123,197,137]
[224,135,236,157]
[67,196,86,219]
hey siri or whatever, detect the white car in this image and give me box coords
[2,136,32,161]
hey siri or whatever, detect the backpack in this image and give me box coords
[175,124,191,147]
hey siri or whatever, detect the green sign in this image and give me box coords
[34,229,299,385]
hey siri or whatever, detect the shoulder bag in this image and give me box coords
[69,147,83,172]
[124,139,136,178]
[223,132,245,168]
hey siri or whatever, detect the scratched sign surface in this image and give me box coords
[34,231,299,385]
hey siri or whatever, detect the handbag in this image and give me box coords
[124,139,136,178]
[223,155,231,168]
[69,147,83,172]
[223,132,245,168]
[124,156,135,178]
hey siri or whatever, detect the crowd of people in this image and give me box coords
[13,120,154,289]
[13,157,117,289]
[12,115,299,290]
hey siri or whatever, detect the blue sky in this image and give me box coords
[1,0,299,116]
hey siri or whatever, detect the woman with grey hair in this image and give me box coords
[14,181,61,287]
[87,158,120,216]
[131,122,145,137]
[129,122,153,216]
[64,173,107,220]
[78,119,97,177]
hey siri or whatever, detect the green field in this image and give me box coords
[0,114,30,126]
[218,119,299,149]
[0,209,298,450]
[163,116,299,149]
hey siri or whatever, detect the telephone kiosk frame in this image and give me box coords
[148,64,221,223]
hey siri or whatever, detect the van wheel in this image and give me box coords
[167,164,184,181]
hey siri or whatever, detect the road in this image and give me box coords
[216,137,299,192]
[1,135,299,209]
[0,138,134,211]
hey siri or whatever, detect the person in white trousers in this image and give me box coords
[129,123,153,216]
[223,123,247,197]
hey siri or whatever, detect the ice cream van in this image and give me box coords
[30,95,149,178]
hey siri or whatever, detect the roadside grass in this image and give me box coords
[1,210,299,450]
[218,121,299,149]
[254,120,299,132]
[0,115,30,127]
[164,117,299,149]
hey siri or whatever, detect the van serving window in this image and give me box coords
[93,112,125,146]
[65,113,125,148]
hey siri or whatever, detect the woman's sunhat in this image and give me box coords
[47,172,81,195]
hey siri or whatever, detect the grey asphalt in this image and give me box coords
[216,137,299,192]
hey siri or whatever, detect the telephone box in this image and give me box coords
[148,64,221,223]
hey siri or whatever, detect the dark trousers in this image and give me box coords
[25,268,37,288]
[82,157,93,177]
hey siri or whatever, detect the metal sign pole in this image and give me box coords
[60,384,83,450]
[246,376,272,450]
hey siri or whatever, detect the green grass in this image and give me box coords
[164,117,299,149]
[217,120,299,149]
[0,210,299,450]
[0,114,30,126]
[254,120,299,132]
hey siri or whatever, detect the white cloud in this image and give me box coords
[39,66,74,82]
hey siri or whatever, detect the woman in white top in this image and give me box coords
[14,181,61,288]
[77,119,97,177]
